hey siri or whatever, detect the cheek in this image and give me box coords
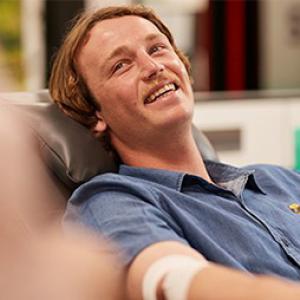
[115,78,140,107]
[100,84,139,116]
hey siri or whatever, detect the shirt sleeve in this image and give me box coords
[63,179,188,266]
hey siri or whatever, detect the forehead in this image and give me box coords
[89,15,163,44]
[81,15,166,58]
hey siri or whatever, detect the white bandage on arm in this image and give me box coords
[142,255,209,300]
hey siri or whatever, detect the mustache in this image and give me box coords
[142,72,180,100]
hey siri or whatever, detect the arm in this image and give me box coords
[127,241,300,300]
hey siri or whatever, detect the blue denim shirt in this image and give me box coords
[64,161,300,281]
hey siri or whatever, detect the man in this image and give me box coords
[49,5,300,300]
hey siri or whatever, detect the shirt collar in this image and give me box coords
[119,161,266,195]
[204,160,266,196]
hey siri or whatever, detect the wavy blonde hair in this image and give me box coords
[49,4,192,130]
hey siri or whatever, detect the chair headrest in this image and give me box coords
[20,102,118,190]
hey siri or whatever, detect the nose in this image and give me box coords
[139,52,165,81]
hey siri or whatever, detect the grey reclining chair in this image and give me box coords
[4,90,218,199]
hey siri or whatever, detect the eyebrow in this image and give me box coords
[103,33,165,67]
[145,33,164,42]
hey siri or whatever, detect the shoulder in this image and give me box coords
[65,171,163,231]
[72,172,154,199]
[68,172,163,215]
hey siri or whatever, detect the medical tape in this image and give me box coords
[142,254,209,300]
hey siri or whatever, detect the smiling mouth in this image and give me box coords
[144,83,179,105]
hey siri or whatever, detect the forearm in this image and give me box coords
[128,241,300,300]
[188,263,300,300]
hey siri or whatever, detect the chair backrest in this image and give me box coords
[2,90,218,197]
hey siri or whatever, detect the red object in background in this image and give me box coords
[225,0,246,91]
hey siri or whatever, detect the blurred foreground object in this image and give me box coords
[0,103,125,300]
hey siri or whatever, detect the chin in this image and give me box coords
[156,107,193,130]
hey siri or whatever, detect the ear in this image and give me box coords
[92,111,107,136]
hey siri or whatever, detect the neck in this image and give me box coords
[113,127,213,183]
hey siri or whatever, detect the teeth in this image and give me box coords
[146,83,176,104]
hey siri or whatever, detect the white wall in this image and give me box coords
[21,0,45,91]
[193,98,300,168]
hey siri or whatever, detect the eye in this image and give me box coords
[112,59,130,74]
[113,61,125,73]
[149,44,166,55]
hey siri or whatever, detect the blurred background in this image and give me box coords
[1,0,300,93]
[1,0,300,167]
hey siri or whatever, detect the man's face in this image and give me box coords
[78,16,194,149]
